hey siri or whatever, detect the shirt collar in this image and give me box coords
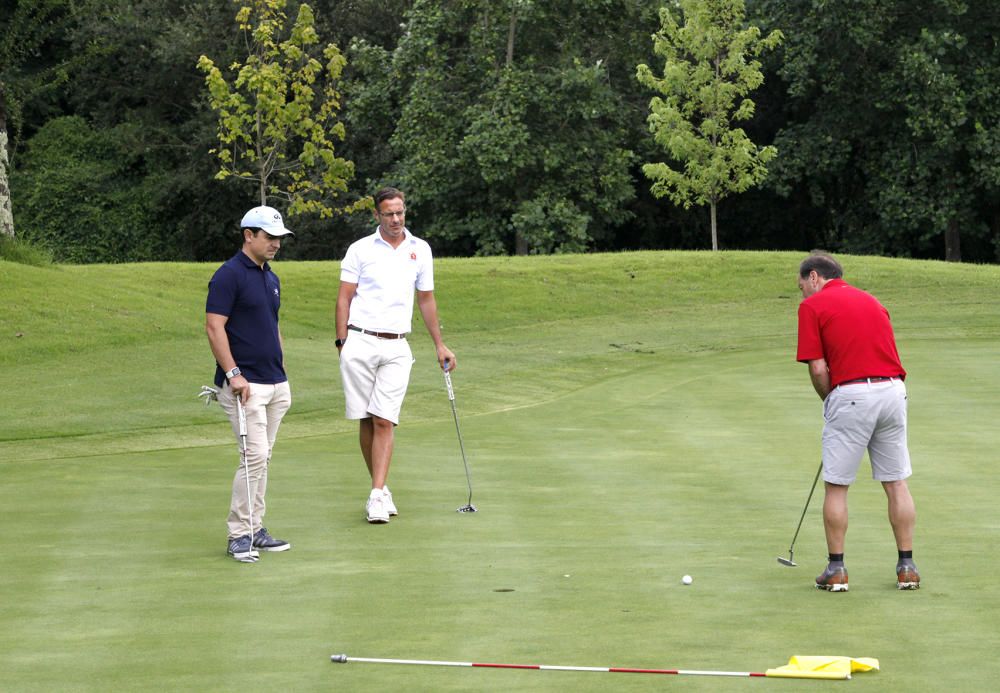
[372,226,412,247]
[235,250,270,272]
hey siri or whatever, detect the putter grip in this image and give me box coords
[331,654,348,663]
[236,400,248,437]
[444,371,456,401]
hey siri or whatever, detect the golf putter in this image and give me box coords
[777,461,823,567]
[443,360,477,513]
[236,397,259,561]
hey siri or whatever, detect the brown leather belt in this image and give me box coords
[348,325,407,340]
[838,376,900,386]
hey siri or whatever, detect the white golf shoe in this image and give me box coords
[366,490,389,524]
[382,487,398,516]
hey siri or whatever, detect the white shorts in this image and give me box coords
[339,331,413,424]
[822,379,912,485]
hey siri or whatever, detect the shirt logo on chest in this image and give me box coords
[410,252,417,261]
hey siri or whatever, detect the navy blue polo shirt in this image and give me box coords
[206,251,287,388]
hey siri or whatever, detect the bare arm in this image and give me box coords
[806,358,831,400]
[206,312,249,401]
[416,289,455,370]
[335,281,357,353]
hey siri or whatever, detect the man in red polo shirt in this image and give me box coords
[796,253,919,592]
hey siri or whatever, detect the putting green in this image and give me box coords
[2,252,998,691]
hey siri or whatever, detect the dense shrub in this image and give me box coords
[12,116,162,263]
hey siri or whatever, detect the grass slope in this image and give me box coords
[2,251,999,692]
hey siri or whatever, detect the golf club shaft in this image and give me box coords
[787,461,823,555]
[236,397,255,551]
[331,654,765,678]
[443,368,473,505]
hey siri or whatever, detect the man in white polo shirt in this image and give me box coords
[335,187,456,523]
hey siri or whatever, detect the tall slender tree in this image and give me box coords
[637,0,782,250]
[197,0,356,217]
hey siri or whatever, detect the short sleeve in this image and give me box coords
[340,243,360,283]
[414,241,434,292]
[796,301,823,363]
[206,265,237,317]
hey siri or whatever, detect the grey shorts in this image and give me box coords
[821,379,912,485]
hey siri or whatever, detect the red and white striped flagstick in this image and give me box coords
[331,654,767,678]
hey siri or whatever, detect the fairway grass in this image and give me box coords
[2,251,999,691]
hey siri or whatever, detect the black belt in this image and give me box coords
[838,376,900,386]
[348,325,407,340]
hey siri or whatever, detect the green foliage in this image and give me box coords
[637,0,782,250]
[760,0,1000,261]
[7,0,1000,262]
[0,0,74,154]
[347,0,647,255]
[12,116,164,263]
[0,234,53,265]
[197,0,357,217]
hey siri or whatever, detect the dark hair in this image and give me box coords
[241,227,265,243]
[374,187,405,210]
[799,253,843,280]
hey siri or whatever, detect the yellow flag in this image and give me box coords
[765,655,880,680]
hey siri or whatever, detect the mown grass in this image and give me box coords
[2,251,999,692]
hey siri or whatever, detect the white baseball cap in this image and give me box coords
[240,206,294,236]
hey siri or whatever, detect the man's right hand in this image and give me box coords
[229,375,250,403]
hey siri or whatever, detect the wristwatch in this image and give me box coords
[225,366,242,380]
[335,338,346,348]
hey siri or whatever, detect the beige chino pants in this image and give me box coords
[218,381,292,539]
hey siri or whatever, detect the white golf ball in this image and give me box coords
[682,575,693,585]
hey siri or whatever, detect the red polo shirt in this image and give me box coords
[796,279,906,387]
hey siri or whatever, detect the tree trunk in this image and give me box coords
[710,201,718,251]
[515,230,528,255]
[944,217,961,262]
[0,83,14,239]
[256,110,267,205]
[993,211,1000,263]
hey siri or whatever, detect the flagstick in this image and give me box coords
[331,654,768,678]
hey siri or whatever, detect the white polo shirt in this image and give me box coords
[340,227,435,334]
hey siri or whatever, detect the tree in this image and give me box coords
[347,0,649,256]
[637,0,782,250]
[197,0,356,217]
[15,116,163,263]
[0,0,74,239]
[758,0,1000,262]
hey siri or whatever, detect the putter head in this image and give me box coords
[331,654,348,663]
[777,556,797,567]
[457,504,478,513]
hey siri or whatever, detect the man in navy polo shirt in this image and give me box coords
[206,205,294,562]
[796,253,919,592]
